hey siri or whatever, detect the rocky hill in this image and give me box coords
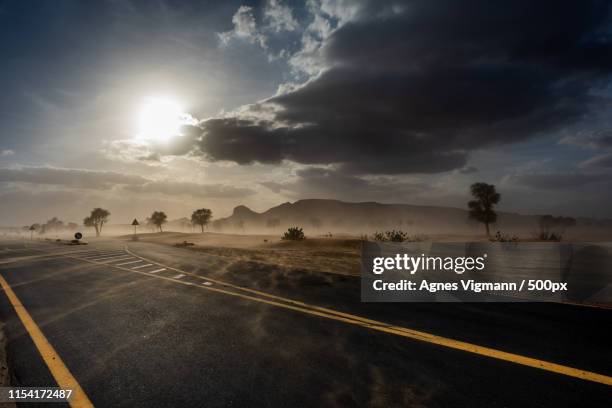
[209,199,590,236]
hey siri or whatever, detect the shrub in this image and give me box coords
[372,231,387,241]
[386,230,408,242]
[490,230,519,242]
[372,230,425,243]
[282,227,305,241]
[536,231,562,242]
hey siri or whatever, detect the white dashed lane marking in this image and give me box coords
[99,257,133,263]
[131,264,153,270]
[81,254,123,261]
[148,268,166,274]
[173,274,185,279]
[116,260,143,266]
[88,254,131,261]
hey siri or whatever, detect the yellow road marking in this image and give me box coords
[0,274,94,408]
[203,284,612,386]
[22,245,612,388]
[121,249,612,386]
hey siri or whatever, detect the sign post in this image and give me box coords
[132,219,139,237]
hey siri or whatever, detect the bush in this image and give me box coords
[490,230,519,242]
[536,231,562,242]
[372,230,426,243]
[372,231,387,241]
[387,230,408,242]
[282,227,305,241]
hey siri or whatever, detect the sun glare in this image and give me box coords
[137,98,184,141]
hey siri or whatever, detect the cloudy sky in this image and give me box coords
[1,0,612,226]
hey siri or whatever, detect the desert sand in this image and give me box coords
[121,232,363,276]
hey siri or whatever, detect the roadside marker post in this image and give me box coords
[131,219,139,240]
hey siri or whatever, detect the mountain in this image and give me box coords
[210,199,611,236]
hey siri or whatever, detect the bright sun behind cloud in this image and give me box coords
[137,98,185,141]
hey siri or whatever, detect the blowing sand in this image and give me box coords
[121,232,363,276]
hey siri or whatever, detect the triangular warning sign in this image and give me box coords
[132,219,140,226]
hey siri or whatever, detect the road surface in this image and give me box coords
[0,239,610,407]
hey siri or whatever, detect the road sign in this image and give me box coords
[132,219,139,226]
[74,232,83,240]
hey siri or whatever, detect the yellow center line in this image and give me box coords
[0,274,94,408]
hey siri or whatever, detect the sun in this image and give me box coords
[137,97,184,141]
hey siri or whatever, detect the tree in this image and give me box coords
[149,211,167,232]
[84,208,110,237]
[27,223,40,239]
[44,217,64,232]
[191,209,212,233]
[468,182,500,237]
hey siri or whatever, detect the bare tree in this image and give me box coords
[468,183,500,237]
[44,217,64,232]
[191,209,213,233]
[149,211,167,232]
[84,208,110,237]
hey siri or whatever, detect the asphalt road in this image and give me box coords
[0,239,610,407]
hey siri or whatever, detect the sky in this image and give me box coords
[1,0,612,226]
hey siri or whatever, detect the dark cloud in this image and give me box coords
[564,129,612,169]
[261,167,430,202]
[199,118,284,164]
[157,125,205,156]
[459,166,479,175]
[561,129,612,149]
[190,0,612,174]
[514,172,610,190]
[580,152,612,168]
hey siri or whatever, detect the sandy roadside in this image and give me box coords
[120,232,363,276]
